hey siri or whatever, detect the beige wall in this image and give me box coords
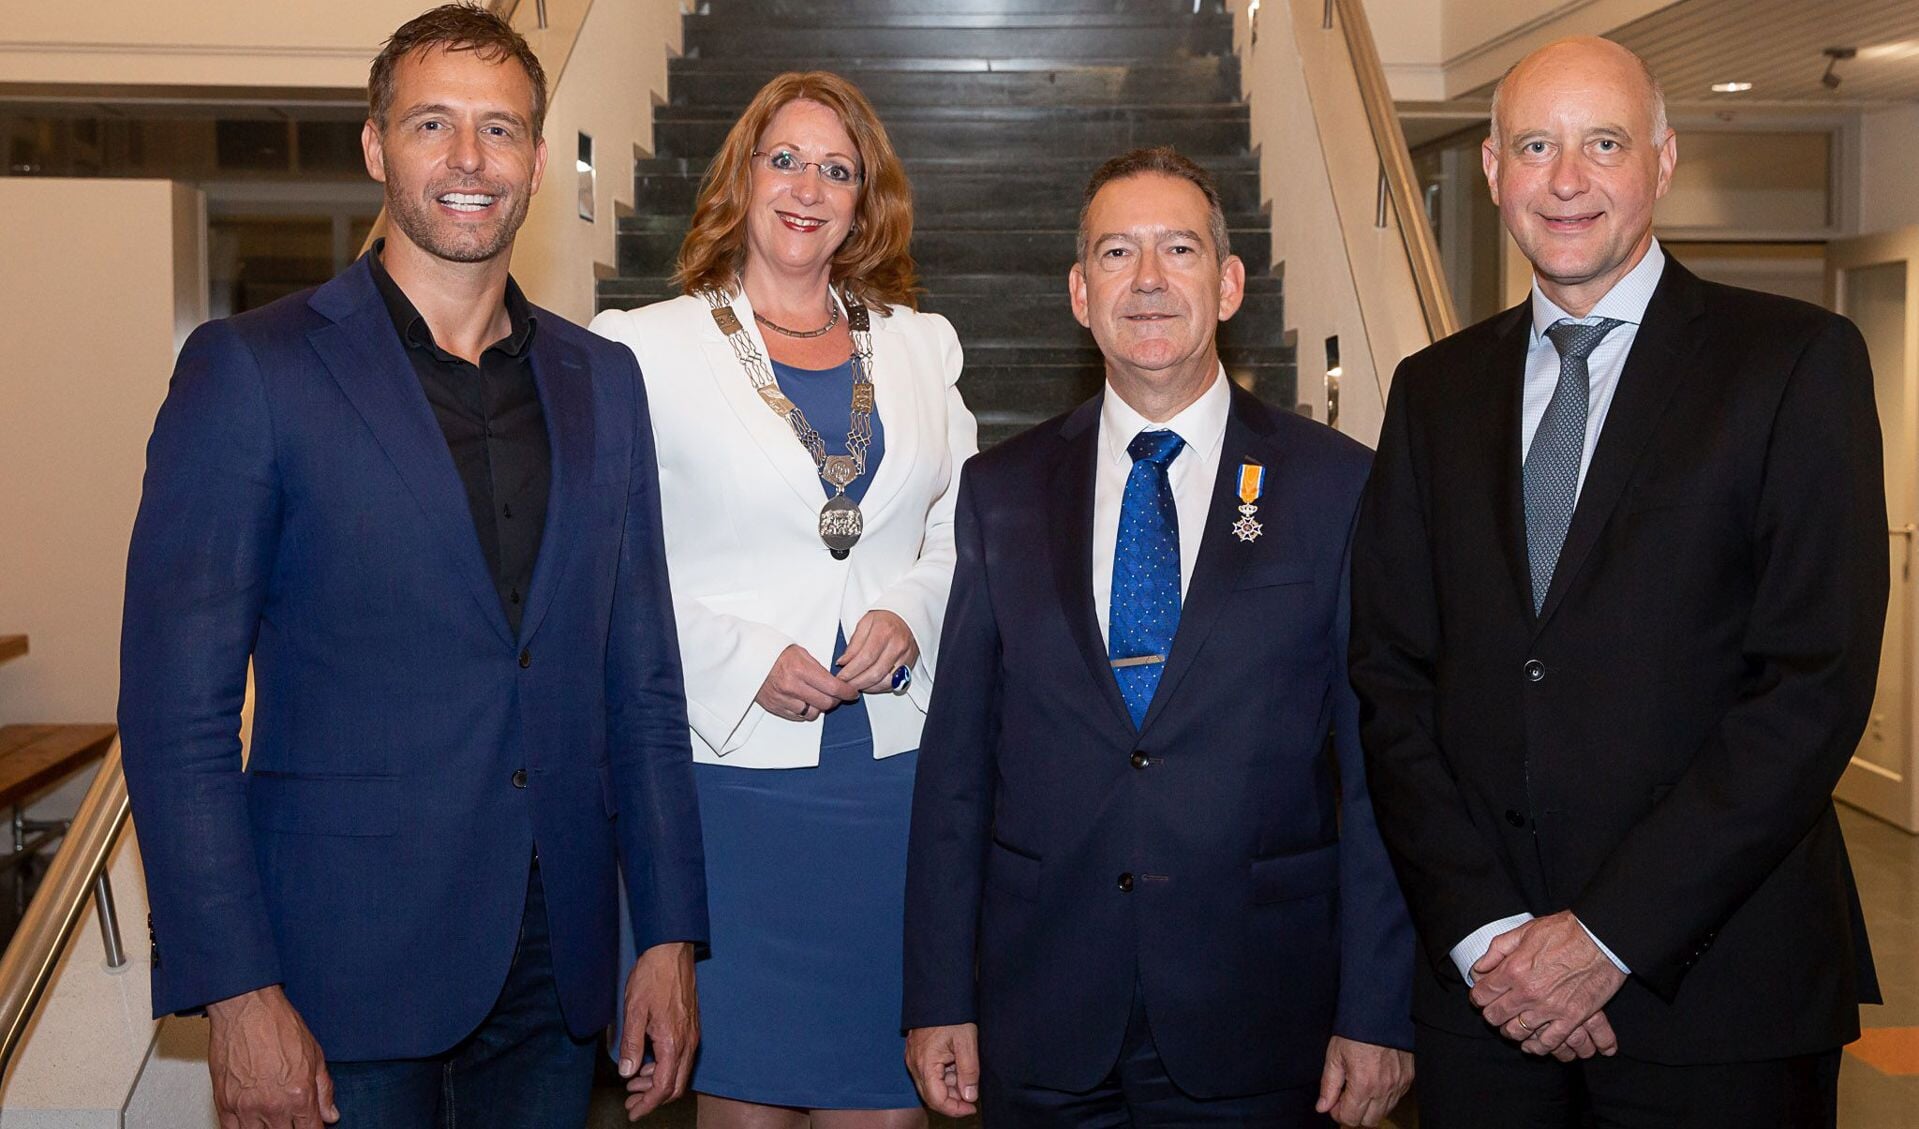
[509,0,685,322]
[0,0,427,88]
[1236,0,1442,445]
[0,179,207,728]
[1863,104,1919,237]
[1361,0,1683,100]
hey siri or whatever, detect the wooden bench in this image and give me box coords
[0,725,117,914]
[0,725,116,814]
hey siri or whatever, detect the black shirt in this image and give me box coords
[368,241,550,636]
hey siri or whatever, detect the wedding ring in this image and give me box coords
[1516,1017,1533,1033]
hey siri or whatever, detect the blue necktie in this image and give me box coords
[1524,318,1624,613]
[1110,429,1186,728]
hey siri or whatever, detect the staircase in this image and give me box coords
[596,0,1295,448]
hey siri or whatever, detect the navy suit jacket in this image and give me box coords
[118,256,707,1061]
[903,383,1413,1098]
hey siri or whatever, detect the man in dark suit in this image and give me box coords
[117,7,705,1126]
[1350,37,1885,1127]
[902,147,1414,1127]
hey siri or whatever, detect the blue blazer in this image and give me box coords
[118,256,707,1062]
[903,384,1413,1098]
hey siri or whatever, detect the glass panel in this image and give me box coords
[1411,126,1506,325]
[207,216,337,319]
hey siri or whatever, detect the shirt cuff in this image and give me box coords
[1451,913,1535,987]
[1575,916,1631,975]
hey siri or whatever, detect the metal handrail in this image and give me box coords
[1327,0,1460,341]
[0,741,131,1080]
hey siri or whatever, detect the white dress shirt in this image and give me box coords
[1450,243,1667,987]
[1092,367,1231,647]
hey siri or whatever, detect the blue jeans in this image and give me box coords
[326,861,598,1128]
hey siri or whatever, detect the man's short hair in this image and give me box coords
[369,3,548,140]
[1077,146,1231,263]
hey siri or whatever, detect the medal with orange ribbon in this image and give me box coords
[1231,461,1265,543]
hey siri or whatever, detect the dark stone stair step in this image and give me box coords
[697,0,1229,18]
[617,226,1273,277]
[650,104,1250,161]
[627,159,1263,216]
[668,56,1241,110]
[618,205,1268,236]
[682,23,1234,62]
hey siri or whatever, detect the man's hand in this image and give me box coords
[206,985,338,1129]
[754,644,858,722]
[1315,1036,1411,1127]
[905,1023,980,1118]
[1469,911,1627,1057]
[836,610,920,692]
[619,941,699,1122]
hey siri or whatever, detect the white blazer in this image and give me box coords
[589,290,977,768]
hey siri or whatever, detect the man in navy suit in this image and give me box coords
[902,147,1414,1127]
[118,7,705,1126]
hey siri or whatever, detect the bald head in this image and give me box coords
[1490,37,1668,151]
[1480,35,1677,317]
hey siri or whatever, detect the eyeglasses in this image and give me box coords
[752,149,863,187]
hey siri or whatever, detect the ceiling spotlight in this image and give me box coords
[1710,81,1754,93]
[1822,46,1856,90]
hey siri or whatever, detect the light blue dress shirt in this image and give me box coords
[1449,240,1668,987]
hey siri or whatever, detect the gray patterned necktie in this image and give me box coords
[1524,318,1625,613]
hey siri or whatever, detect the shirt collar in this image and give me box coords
[367,238,538,362]
[1099,363,1232,466]
[1529,237,1666,344]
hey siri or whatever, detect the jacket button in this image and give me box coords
[519,649,532,669]
[512,768,528,789]
[1130,751,1149,769]
[1523,659,1545,682]
[1505,809,1526,828]
[1117,872,1134,893]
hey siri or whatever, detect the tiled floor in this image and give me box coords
[1839,803,1919,1128]
[594,804,1919,1128]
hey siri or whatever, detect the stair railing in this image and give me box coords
[0,741,131,1080]
[1325,0,1458,341]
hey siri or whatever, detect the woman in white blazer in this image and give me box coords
[590,72,975,1129]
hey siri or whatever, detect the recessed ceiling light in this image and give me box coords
[1711,81,1754,93]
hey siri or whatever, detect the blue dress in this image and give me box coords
[623,357,921,1110]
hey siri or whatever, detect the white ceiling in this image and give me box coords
[1607,0,1919,106]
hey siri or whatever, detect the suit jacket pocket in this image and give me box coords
[986,839,1042,902]
[1234,562,1315,591]
[1250,842,1340,904]
[249,771,401,837]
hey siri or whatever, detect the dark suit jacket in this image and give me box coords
[118,256,707,1061]
[1350,256,1885,1064]
[904,382,1414,1098]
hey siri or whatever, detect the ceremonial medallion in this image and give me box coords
[707,286,878,558]
[1232,461,1266,543]
[820,494,863,560]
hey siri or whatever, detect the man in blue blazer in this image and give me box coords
[117,8,705,1127]
[902,147,1414,1126]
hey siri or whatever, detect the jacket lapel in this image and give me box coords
[305,262,513,648]
[1483,303,1537,625]
[516,326,592,646]
[700,288,840,513]
[1049,397,1138,738]
[1136,384,1267,736]
[854,310,922,520]
[1533,259,1705,633]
